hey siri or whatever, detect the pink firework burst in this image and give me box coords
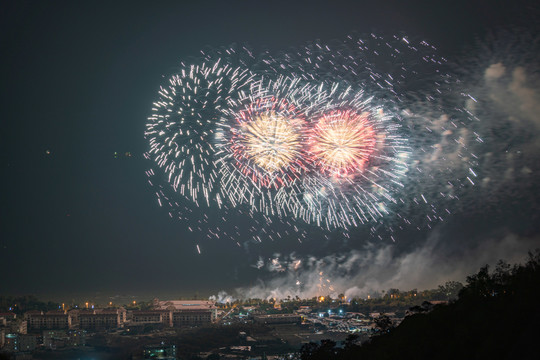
[307,110,377,178]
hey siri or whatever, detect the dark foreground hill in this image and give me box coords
[301,250,540,360]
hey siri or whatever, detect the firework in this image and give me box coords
[213,74,409,229]
[145,57,255,208]
[146,34,480,239]
[307,109,376,177]
[214,77,313,221]
[299,91,409,230]
[219,96,307,188]
[144,48,315,248]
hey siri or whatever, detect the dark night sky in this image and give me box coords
[1,0,539,302]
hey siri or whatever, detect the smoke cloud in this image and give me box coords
[232,230,539,300]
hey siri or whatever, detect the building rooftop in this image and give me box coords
[25,310,43,315]
[153,300,216,311]
[0,312,16,317]
[79,312,119,317]
[45,311,67,315]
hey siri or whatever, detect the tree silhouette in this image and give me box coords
[300,339,338,360]
[374,314,393,333]
[300,249,540,360]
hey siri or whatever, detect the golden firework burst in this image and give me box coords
[241,111,304,172]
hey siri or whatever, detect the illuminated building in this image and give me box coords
[0,312,16,321]
[152,299,217,327]
[78,309,124,330]
[9,319,27,335]
[131,310,171,326]
[25,311,72,330]
[3,333,18,352]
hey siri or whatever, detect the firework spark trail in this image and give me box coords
[438,29,540,217]
[145,33,484,242]
[280,34,481,231]
[145,59,256,209]
[213,74,412,229]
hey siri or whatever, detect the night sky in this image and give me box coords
[1,0,539,302]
